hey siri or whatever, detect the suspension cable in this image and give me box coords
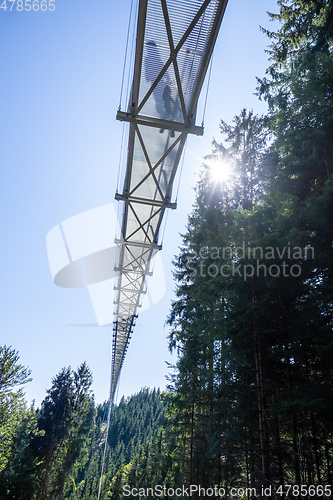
[119,0,135,110]
[175,140,187,203]
[116,121,126,194]
[201,51,214,127]
[125,0,137,109]
[97,363,118,500]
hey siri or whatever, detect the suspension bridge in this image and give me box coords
[47,1,228,493]
[111,0,228,410]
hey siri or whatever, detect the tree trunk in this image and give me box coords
[275,417,284,487]
[291,413,301,483]
[310,413,321,483]
[254,334,269,486]
[37,451,53,500]
[59,445,71,499]
[189,399,194,486]
[323,427,332,483]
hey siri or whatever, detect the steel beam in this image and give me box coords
[115,192,177,209]
[114,267,153,276]
[189,0,229,117]
[116,111,204,136]
[115,237,162,250]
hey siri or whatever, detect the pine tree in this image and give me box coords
[31,364,94,499]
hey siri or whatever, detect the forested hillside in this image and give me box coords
[0,349,96,499]
[0,355,165,499]
[1,1,333,498]
[72,388,165,499]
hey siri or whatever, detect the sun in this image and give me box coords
[208,158,232,183]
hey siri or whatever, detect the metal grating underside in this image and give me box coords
[139,0,219,120]
[110,0,228,403]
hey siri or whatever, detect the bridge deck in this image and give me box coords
[111,0,228,403]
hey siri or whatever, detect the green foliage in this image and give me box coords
[258,0,333,199]
[0,360,94,500]
[68,388,166,500]
[0,345,32,428]
[32,363,94,499]
[166,6,333,484]
[1,2,333,496]
[0,345,32,474]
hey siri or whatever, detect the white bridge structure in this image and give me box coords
[46,0,228,415]
[112,0,228,404]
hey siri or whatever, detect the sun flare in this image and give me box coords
[208,158,232,183]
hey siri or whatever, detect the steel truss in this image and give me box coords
[110,0,228,403]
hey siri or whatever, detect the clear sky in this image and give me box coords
[0,0,278,407]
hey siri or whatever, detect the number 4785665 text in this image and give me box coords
[1,0,55,11]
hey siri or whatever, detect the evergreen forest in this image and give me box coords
[1,0,333,498]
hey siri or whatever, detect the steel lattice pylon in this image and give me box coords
[110,0,228,404]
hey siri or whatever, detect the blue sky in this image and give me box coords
[1,0,278,407]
